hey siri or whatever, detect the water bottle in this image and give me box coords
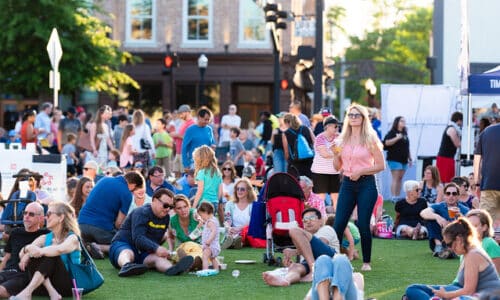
[189,226,202,240]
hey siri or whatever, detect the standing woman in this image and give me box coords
[88,105,115,167]
[282,113,315,178]
[131,109,155,169]
[20,109,38,148]
[331,103,385,271]
[310,116,341,211]
[383,116,412,201]
[270,112,288,173]
[14,201,82,299]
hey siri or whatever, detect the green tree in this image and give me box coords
[342,6,432,104]
[0,0,139,99]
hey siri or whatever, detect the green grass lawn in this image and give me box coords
[54,202,458,299]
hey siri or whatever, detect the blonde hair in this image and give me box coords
[233,178,257,203]
[132,109,145,126]
[120,124,135,152]
[283,113,302,130]
[49,201,81,237]
[338,103,382,151]
[193,145,220,178]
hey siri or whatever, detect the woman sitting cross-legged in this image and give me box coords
[404,217,500,299]
[13,201,81,300]
[222,178,256,249]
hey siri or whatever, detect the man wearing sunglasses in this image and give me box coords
[420,182,470,258]
[262,208,339,287]
[0,202,49,298]
[109,188,194,277]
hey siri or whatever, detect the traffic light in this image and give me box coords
[162,54,177,75]
[280,78,290,91]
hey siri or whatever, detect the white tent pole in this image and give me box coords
[466,93,472,160]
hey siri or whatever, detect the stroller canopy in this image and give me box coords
[264,172,305,201]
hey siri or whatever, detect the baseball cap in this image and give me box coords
[242,165,256,178]
[84,160,99,170]
[67,107,77,115]
[320,107,331,117]
[178,104,192,113]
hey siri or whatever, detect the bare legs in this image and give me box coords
[390,169,406,198]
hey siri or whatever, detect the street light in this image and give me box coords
[198,54,208,106]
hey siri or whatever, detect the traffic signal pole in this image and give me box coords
[313,0,324,114]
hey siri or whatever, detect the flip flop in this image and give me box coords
[165,256,194,276]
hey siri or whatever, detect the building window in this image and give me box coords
[126,0,155,44]
[183,0,212,46]
[239,0,269,48]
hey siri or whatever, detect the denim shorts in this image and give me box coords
[387,160,408,171]
[109,240,150,269]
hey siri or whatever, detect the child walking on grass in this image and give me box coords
[198,202,220,271]
[192,145,222,211]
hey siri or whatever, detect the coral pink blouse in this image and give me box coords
[339,143,375,177]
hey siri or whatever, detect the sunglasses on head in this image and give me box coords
[23,211,38,217]
[445,191,459,196]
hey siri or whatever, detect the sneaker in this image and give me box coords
[432,244,443,257]
[165,256,194,276]
[438,248,457,259]
[119,263,148,277]
[221,236,233,250]
[87,242,105,259]
[232,236,243,249]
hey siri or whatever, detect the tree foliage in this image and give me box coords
[0,0,139,99]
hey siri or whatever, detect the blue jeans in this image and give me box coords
[333,175,378,263]
[426,220,443,251]
[272,149,287,173]
[405,283,461,300]
[311,255,358,300]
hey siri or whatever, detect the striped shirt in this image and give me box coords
[311,132,339,175]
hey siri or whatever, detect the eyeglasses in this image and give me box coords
[23,211,39,217]
[157,198,174,209]
[302,215,318,222]
[414,188,422,193]
[445,191,459,196]
[347,113,362,119]
[236,187,247,192]
[222,168,232,171]
[46,211,59,218]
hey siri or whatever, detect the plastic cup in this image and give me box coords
[72,288,83,299]
[448,206,460,219]
[232,269,240,278]
[220,263,227,270]
[217,256,224,264]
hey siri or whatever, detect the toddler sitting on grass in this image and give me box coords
[198,202,220,271]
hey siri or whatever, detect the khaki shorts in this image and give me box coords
[479,190,500,224]
[172,154,183,172]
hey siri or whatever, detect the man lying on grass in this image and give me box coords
[262,208,340,286]
[109,188,194,277]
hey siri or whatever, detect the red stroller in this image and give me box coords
[262,172,305,266]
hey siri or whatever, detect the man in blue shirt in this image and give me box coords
[420,182,469,257]
[175,168,197,198]
[145,166,176,197]
[181,107,215,170]
[78,172,144,259]
[109,188,194,277]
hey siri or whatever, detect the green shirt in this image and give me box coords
[483,237,500,258]
[169,208,200,244]
[347,222,360,241]
[153,131,172,158]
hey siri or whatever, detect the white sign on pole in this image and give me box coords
[294,19,316,37]
[46,28,63,108]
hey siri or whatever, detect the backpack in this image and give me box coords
[288,127,314,161]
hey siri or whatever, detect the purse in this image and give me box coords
[140,138,152,150]
[66,236,105,294]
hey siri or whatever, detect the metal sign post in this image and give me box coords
[46,28,63,108]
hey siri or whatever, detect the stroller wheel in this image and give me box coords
[275,256,282,267]
[263,253,268,263]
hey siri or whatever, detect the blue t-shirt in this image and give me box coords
[181,125,215,168]
[230,138,245,166]
[176,175,195,198]
[195,168,222,204]
[145,179,176,197]
[78,176,132,231]
[430,202,469,221]
[62,143,76,165]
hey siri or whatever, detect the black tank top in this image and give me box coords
[438,125,457,158]
[272,129,284,150]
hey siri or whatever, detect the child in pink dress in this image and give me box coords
[197,202,220,271]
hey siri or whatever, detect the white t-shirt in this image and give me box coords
[232,204,250,227]
[314,225,340,253]
[219,114,241,145]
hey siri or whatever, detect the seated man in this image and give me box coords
[109,188,194,277]
[78,171,145,259]
[175,168,197,198]
[145,166,176,197]
[0,202,49,298]
[262,208,339,287]
[420,182,469,257]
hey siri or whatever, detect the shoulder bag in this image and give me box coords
[66,236,105,294]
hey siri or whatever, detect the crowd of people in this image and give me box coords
[0,100,498,299]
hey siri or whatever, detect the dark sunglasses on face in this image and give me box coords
[23,211,38,217]
[414,188,422,192]
[445,191,459,196]
[157,199,174,209]
[236,187,247,192]
[222,168,232,171]
[347,113,362,119]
